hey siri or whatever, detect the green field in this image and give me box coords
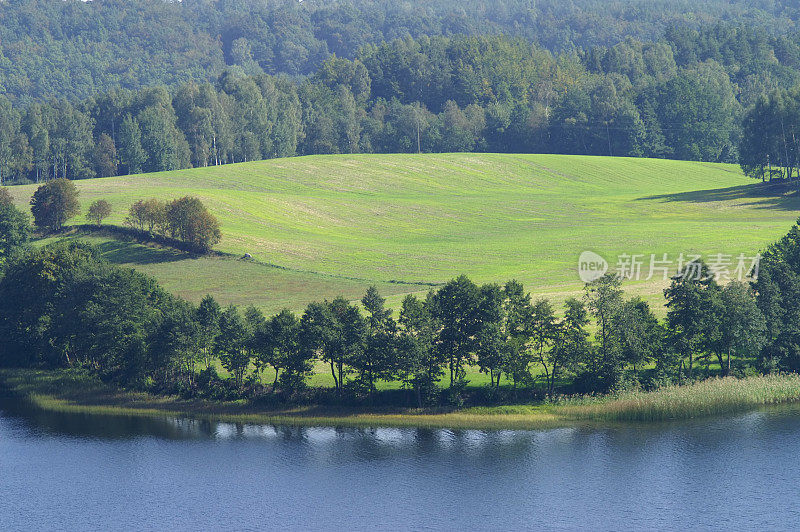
[9,153,799,314]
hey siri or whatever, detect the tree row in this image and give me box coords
[4,28,800,185]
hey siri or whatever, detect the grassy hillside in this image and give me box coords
[9,153,799,313]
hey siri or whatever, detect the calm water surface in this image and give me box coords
[2,397,800,531]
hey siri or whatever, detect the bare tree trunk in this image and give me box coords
[330,360,338,389]
[727,349,732,376]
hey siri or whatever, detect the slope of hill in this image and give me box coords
[9,153,798,313]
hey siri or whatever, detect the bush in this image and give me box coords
[166,196,221,252]
[30,179,80,232]
[125,198,167,235]
[87,199,112,226]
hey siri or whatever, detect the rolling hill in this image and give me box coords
[8,153,799,314]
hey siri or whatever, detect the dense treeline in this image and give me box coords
[4,25,800,184]
[740,86,800,184]
[1,193,793,407]
[2,0,798,104]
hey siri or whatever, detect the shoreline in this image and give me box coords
[3,369,800,431]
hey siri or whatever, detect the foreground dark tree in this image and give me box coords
[500,280,534,390]
[196,294,222,369]
[397,293,444,406]
[0,201,30,265]
[754,220,800,372]
[584,273,624,387]
[530,298,558,391]
[475,283,507,388]
[217,305,251,387]
[613,298,663,373]
[549,298,591,394]
[715,282,766,375]
[429,275,481,387]
[664,261,719,381]
[357,286,398,395]
[30,179,80,232]
[264,309,311,392]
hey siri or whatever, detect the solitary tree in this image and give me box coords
[166,196,221,252]
[87,199,112,226]
[30,178,80,232]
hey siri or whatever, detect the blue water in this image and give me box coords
[1,398,799,531]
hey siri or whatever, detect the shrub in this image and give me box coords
[30,179,80,232]
[166,196,221,252]
[125,198,166,235]
[87,199,112,226]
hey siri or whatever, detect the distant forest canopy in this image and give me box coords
[2,0,800,103]
[4,1,800,180]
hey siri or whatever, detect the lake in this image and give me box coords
[2,397,799,531]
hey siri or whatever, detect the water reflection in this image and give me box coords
[3,397,800,530]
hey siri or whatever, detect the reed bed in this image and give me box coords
[556,374,800,422]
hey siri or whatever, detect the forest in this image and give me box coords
[4,2,800,182]
[3,0,799,103]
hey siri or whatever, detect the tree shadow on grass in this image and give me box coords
[636,181,800,211]
[95,239,188,265]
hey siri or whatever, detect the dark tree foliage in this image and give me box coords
[428,274,481,387]
[165,197,221,252]
[0,201,30,264]
[664,261,720,382]
[3,0,800,102]
[29,178,80,232]
[754,219,800,372]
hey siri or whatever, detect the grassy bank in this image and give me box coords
[3,369,800,430]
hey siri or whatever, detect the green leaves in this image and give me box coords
[29,179,80,232]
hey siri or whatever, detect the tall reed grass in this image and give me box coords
[5,369,800,429]
[556,375,800,422]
